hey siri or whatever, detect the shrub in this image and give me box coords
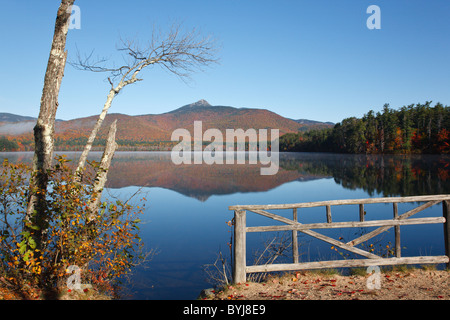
[0,156,146,298]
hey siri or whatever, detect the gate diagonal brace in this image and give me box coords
[250,209,380,259]
[347,201,439,247]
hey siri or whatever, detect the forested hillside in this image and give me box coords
[0,100,332,151]
[3,101,448,154]
[280,102,449,154]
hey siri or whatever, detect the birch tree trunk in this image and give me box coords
[26,0,75,246]
[87,120,118,221]
[76,89,116,175]
[75,67,144,175]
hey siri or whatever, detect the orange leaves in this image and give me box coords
[0,156,145,297]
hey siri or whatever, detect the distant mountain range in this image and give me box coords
[0,113,36,123]
[292,118,335,126]
[0,100,334,148]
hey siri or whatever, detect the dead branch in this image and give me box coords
[70,23,219,87]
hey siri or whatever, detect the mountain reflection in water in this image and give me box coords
[1,152,448,199]
[109,152,449,199]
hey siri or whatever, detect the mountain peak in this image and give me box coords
[189,99,211,107]
[170,99,213,113]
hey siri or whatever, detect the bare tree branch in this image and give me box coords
[72,23,219,175]
[70,23,219,84]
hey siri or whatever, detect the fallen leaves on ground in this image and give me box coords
[207,269,450,300]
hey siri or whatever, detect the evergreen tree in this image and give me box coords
[279,102,449,154]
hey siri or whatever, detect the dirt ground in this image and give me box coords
[206,268,450,300]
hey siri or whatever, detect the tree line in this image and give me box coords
[280,102,449,154]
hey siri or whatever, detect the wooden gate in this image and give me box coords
[229,195,450,284]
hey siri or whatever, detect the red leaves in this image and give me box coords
[334,289,364,296]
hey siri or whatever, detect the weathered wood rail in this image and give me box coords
[229,195,450,284]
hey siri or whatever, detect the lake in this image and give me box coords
[1,151,449,300]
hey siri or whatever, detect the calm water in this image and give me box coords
[1,151,449,300]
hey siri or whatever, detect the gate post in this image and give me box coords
[233,210,247,284]
[443,201,450,269]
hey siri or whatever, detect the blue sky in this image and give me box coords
[0,0,449,123]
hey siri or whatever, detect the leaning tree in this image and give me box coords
[71,24,219,176]
[69,24,219,214]
[26,0,219,251]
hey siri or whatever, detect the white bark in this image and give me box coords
[76,89,116,174]
[26,0,75,236]
[75,65,146,175]
[87,120,118,221]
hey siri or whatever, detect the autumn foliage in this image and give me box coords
[0,156,145,298]
[280,102,450,154]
